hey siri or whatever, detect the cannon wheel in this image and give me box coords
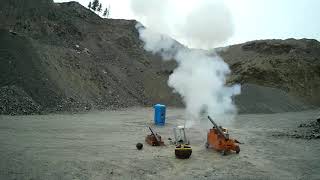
[235,146,240,154]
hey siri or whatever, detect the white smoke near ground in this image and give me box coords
[168,49,240,127]
[132,0,240,127]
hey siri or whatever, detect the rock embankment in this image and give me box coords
[0,86,41,115]
[0,0,319,115]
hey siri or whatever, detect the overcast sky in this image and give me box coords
[54,0,320,46]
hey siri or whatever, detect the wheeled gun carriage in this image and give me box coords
[206,116,240,155]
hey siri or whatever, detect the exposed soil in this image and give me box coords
[0,1,181,114]
[0,108,319,179]
[220,39,320,106]
[1,1,319,180]
[0,0,319,115]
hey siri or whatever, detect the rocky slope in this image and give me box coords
[218,39,320,113]
[0,0,181,115]
[220,39,320,106]
[0,0,319,115]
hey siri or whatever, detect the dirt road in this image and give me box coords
[0,108,319,179]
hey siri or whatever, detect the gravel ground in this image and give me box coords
[0,108,319,180]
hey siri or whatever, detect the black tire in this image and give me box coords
[235,146,240,154]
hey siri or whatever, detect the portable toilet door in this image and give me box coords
[154,104,166,125]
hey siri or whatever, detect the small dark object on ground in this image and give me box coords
[136,143,143,150]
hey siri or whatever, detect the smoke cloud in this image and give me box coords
[181,1,234,49]
[132,0,240,127]
[131,0,234,49]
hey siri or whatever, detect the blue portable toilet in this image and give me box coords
[154,104,166,125]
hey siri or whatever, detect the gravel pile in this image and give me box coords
[273,117,320,139]
[0,0,319,115]
[0,85,41,115]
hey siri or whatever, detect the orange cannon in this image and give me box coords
[205,116,240,155]
[145,127,164,146]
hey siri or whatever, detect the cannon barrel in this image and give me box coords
[207,116,228,140]
[148,126,160,143]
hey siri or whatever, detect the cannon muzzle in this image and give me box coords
[207,116,228,140]
[148,126,161,143]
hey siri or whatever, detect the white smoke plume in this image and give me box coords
[132,0,240,127]
[131,0,234,49]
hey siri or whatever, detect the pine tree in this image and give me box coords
[88,1,91,9]
[97,3,102,12]
[103,6,110,17]
[91,0,99,11]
